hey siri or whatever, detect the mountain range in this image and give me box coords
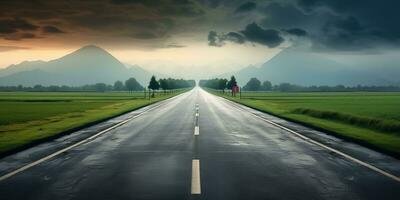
[228,48,400,86]
[1,45,399,87]
[0,45,159,86]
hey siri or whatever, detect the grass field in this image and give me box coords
[208,90,400,156]
[0,90,185,155]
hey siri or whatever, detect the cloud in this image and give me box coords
[283,28,307,36]
[133,32,159,39]
[161,44,186,48]
[4,33,37,41]
[0,45,30,52]
[235,2,256,13]
[208,31,222,47]
[294,0,400,50]
[240,23,284,47]
[42,26,65,34]
[0,18,38,34]
[208,23,284,48]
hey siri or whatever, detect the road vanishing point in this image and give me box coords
[0,87,400,200]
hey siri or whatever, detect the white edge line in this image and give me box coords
[220,96,400,183]
[0,92,186,182]
[191,159,201,194]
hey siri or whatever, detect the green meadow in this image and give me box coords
[210,90,400,156]
[0,91,183,155]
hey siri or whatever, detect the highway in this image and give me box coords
[0,88,399,200]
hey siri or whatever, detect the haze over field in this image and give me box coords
[0,0,399,85]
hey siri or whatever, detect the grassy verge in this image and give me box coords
[206,89,400,157]
[0,90,188,155]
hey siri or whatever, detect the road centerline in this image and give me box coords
[191,159,201,195]
[194,104,200,136]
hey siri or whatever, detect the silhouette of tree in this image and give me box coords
[226,76,237,90]
[125,78,143,92]
[148,75,160,97]
[243,78,261,91]
[113,80,124,91]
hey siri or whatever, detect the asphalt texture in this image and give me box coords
[0,88,399,200]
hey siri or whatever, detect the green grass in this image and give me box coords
[0,90,186,155]
[208,90,400,156]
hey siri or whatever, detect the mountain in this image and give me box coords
[230,48,400,86]
[0,45,155,86]
[0,60,46,77]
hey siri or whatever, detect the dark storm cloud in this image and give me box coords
[241,23,283,47]
[234,2,256,13]
[0,0,206,44]
[110,0,156,6]
[2,0,399,51]
[42,26,65,34]
[283,28,307,37]
[208,23,284,48]
[196,0,222,8]
[208,31,222,47]
[250,0,400,51]
[0,18,38,34]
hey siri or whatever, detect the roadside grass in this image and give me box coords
[207,89,400,156]
[0,90,186,155]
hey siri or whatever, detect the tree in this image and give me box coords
[243,78,261,91]
[125,77,143,92]
[113,80,124,91]
[95,83,107,92]
[262,80,272,91]
[218,78,228,92]
[226,76,237,90]
[148,75,160,97]
[159,78,168,91]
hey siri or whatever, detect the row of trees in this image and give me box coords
[0,76,196,92]
[199,76,238,92]
[242,77,400,92]
[242,78,272,91]
[0,83,117,92]
[0,77,144,92]
[148,76,196,91]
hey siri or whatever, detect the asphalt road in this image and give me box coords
[1,88,400,200]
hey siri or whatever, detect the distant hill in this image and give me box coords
[229,48,400,86]
[0,45,156,86]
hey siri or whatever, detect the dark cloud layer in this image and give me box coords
[208,23,286,48]
[0,0,399,52]
[0,0,205,43]
[258,0,400,51]
[235,2,256,13]
[0,18,38,34]
[283,28,307,37]
[42,26,65,34]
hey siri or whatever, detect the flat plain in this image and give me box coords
[0,91,182,154]
[211,90,400,156]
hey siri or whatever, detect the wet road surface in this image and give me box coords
[0,88,400,200]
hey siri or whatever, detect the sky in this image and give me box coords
[0,0,399,76]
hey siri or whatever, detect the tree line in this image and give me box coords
[199,76,238,91]
[242,77,400,92]
[148,76,196,91]
[0,76,196,92]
